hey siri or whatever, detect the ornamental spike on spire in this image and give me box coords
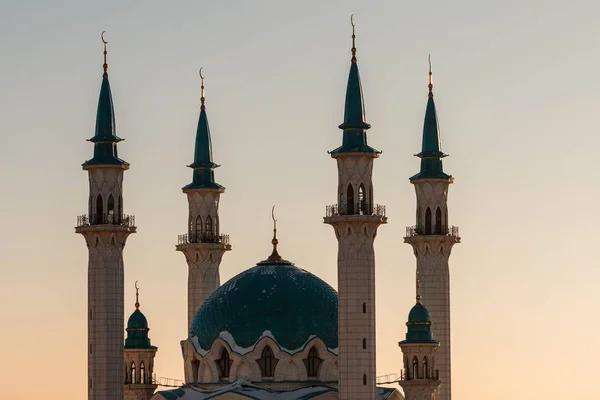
[258,206,292,265]
[351,14,357,63]
[200,67,206,110]
[102,31,108,78]
[416,273,422,305]
[135,281,140,310]
[428,54,433,98]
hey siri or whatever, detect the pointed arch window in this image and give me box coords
[257,346,278,377]
[358,183,366,214]
[422,357,429,379]
[107,195,115,223]
[195,216,202,242]
[140,361,145,384]
[217,348,232,379]
[131,362,137,384]
[435,207,442,234]
[412,357,419,380]
[206,216,213,240]
[346,184,355,215]
[425,207,432,235]
[303,347,322,378]
[95,194,103,224]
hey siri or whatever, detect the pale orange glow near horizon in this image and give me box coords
[1,1,599,399]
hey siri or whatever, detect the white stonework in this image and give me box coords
[181,336,338,386]
[177,188,231,330]
[77,164,135,400]
[405,178,459,400]
[399,342,440,400]
[124,348,158,400]
[324,153,386,400]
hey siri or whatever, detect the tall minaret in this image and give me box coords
[404,58,460,400]
[76,32,136,400]
[124,282,158,400]
[398,280,441,400]
[176,69,231,331]
[323,16,387,400]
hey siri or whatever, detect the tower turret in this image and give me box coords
[76,32,136,400]
[177,69,232,332]
[398,281,441,400]
[404,58,459,400]
[324,16,386,400]
[124,283,158,400]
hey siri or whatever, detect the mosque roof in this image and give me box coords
[151,380,400,399]
[189,262,338,352]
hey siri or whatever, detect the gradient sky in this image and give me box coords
[1,0,599,398]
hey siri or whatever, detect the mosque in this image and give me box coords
[76,21,460,400]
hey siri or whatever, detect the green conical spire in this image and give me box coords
[184,69,223,190]
[410,58,450,180]
[331,16,379,155]
[84,33,127,167]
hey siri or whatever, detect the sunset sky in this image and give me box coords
[1,0,599,399]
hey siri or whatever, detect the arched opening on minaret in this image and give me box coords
[131,361,137,384]
[435,207,442,234]
[358,183,366,214]
[362,338,366,349]
[257,346,278,378]
[362,302,366,313]
[363,374,367,385]
[412,357,418,380]
[215,216,220,236]
[107,195,115,223]
[95,194,103,224]
[217,348,232,379]
[369,183,373,208]
[118,194,123,221]
[346,184,355,215]
[195,216,202,242]
[140,361,146,384]
[304,347,322,378]
[425,207,432,235]
[422,357,429,379]
[206,216,213,240]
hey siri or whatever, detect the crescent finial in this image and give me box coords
[199,68,206,109]
[271,205,277,224]
[199,67,204,80]
[350,14,355,29]
[134,281,140,309]
[428,54,434,98]
[350,15,357,62]
[101,31,107,44]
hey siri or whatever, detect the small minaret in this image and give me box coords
[404,57,459,400]
[398,280,441,400]
[124,282,158,400]
[176,69,232,331]
[75,32,136,400]
[323,16,386,400]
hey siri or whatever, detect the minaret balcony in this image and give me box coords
[177,233,231,247]
[405,225,459,239]
[400,368,440,381]
[76,213,136,227]
[325,202,386,217]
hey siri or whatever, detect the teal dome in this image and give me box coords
[127,309,148,329]
[408,303,430,323]
[190,263,338,351]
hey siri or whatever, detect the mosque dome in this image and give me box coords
[189,262,338,351]
[124,286,155,349]
[408,302,430,323]
[127,309,148,330]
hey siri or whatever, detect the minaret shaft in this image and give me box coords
[177,189,230,330]
[405,179,459,400]
[77,166,135,400]
[325,154,386,400]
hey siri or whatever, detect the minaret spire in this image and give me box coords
[135,281,140,310]
[351,14,357,63]
[200,68,206,110]
[428,54,433,98]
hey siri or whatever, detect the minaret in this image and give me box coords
[124,282,158,400]
[176,69,231,331]
[75,32,136,400]
[404,57,460,400]
[323,16,386,400]
[398,280,441,400]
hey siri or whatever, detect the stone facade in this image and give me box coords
[177,188,231,330]
[324,153,386,400]
[124,348,158,400]
[405,179,459,400]
[399,342,441,400]
[77,164,135,400]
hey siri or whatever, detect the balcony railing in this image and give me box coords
[178,233,230,245]
[405,225,459,238]
[400,368,439,381]
[325,202,386,218]
[76,213,136,227]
